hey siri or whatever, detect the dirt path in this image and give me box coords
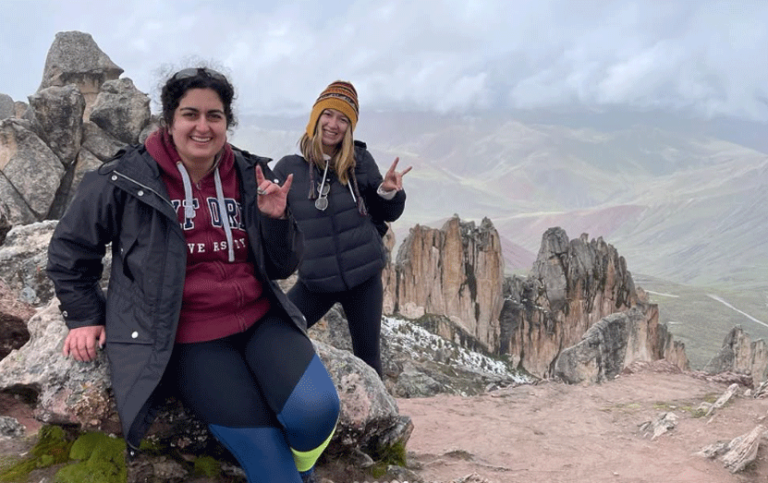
[2,363,766,483]
[398,363,768,483]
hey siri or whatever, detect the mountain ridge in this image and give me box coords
[233,110,767,291]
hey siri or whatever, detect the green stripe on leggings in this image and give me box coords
[291,424,336,472]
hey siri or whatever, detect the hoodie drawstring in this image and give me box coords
[214,168,235,262]
[176,161,235,263]
[176,162,196,220]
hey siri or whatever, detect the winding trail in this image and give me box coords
[707,294,768,329]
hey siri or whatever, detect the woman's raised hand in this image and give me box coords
[256,165,293,219]
[381,157,412,192]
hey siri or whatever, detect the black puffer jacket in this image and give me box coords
[46,144,304,447]
[273,141,405,293]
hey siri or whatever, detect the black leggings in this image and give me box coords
[166,311,339,480]
[288,274,383,376]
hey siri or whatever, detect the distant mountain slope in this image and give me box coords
[231,111,767,289]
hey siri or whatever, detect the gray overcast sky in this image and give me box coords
[1,0,767,122]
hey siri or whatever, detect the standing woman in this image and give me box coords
[47,67,338,483]
[273,81,411,378]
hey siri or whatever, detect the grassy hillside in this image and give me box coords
[634,274,768,370]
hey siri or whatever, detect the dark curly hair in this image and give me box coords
[160,67,237,128]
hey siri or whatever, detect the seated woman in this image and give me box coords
[47,66,338,483]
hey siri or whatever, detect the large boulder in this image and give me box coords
[0,119,65,223]
[81,120,126,162]
[0,300,114,429]
[89,78,151,145]
[0,298,412,471]
[554,304,687,384]
[38,31,123,118]
[27,85,85,166]
[0,94,13,120]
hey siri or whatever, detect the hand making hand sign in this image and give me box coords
[256,165,293,219]
[381,157,412,192]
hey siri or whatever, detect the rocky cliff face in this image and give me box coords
[500,228,641,377]
[386,221,689,381]
[389,216,504,353]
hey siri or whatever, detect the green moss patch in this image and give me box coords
[55,432,127,483]
[0,425,73,482]
[369,441,408,478]
[193,456,221,478]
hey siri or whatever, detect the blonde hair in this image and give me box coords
[299,123,356,185]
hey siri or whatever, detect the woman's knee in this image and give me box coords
[278,354,340,449]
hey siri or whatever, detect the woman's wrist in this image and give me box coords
[377,183,397,200]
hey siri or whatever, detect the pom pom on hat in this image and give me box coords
[305,80,359,138]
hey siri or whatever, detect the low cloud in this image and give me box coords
[1,0,766,121]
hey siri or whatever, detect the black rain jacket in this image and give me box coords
[46,144,305,447]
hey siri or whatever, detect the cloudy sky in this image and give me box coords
[1,0,767,123]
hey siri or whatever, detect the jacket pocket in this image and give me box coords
[117,233,143,282]
[105,279,153,344]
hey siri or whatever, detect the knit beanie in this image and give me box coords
[305,80,359,138]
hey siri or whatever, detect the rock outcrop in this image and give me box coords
[390,216,504,353]
[0,31,147,230]
[704,326,768,384]
[0,94,14,119]
[385,219,687,382]
[0,295,412,472]
[388,221,686,381]
[500,228,645,378]
[38,31,123,118]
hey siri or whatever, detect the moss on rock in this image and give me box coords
[0,425,73,482]
[55,432,127,483]
[193,456,222,478]
[369,440,408,479]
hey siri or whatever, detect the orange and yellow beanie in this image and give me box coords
[305,80,359,138]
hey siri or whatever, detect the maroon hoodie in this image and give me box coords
[145,129,270,343]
